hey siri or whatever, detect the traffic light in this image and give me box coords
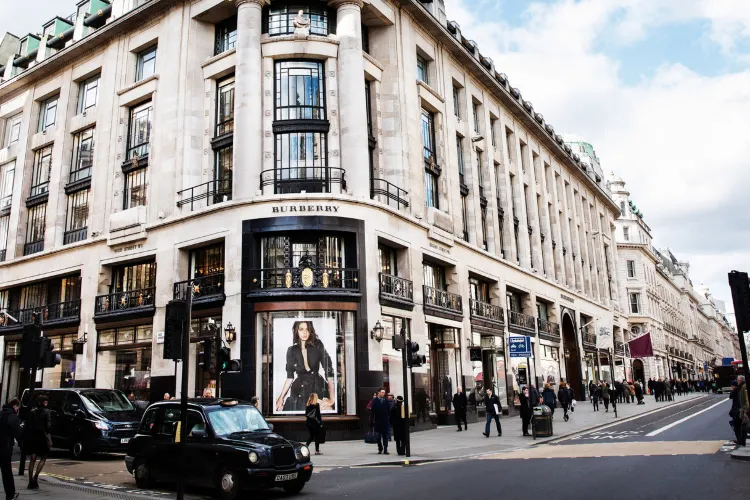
[164,300,187,360]
[38,337,61,369]
[198,339,213,371]
[729,271,750,334]
[217,346,231,372]
[20,324,41,370]
[407,341,425,367]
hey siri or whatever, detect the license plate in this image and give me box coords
[120,438,130,444]
[275,473,298,482]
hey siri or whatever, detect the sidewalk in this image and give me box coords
[312,394,705,467]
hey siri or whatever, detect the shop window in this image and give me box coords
[257,310,356,416]
[190,244,224,279]
[96,325,153,402]
[428,325,460,413]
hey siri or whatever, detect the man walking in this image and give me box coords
[370,389,391,454]
[0,398,21,500]
[452,387,468,431]
[483,389,502,437]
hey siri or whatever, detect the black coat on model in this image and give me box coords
[452,392,468,413]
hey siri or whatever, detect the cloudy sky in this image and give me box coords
[1,0,748,313]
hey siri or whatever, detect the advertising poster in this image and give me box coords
[273,317,337,415]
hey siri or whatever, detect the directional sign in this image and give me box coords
[508,335,532,358]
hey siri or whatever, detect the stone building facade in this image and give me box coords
[0,0,626,437]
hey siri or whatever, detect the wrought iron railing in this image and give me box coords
[177,178,232,210]
[537,317,560,339]
[260,167,345,194]
[0,309,19,328]
[30,181,50,198]
[95,287,155,315]
[69,165,92,184]
[470,299,504,324]
[173,273,225,301]
[423,286,462,314]
[23,240,44,256]
[508,310,536,332]
[126,142,150,160]
[379,273,413,303]
[248,267,359,292]
[370,178,409,211]
[18,300,81,324]
[63,227,88,245]
[216,117,234,137]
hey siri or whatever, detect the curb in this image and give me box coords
[38,474,194,500]
[328,395,709,467]
[730,450,750,462]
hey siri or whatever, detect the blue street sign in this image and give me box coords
[508,335,532,357]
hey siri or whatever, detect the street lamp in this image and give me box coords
[370,320,385,342]
[224,322,236,343]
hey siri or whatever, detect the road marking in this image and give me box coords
[478,441,725,460]
[645,399,728,437]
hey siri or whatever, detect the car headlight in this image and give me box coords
[299,445,310,459]
[248,451,259,464]
[93,420,110,431]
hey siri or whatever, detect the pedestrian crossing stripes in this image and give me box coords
[477,441,727,460]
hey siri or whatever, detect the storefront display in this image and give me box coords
[428,325,461,415]
[539,345,560,388]
[258,310,356,416]
[95,324,153,402]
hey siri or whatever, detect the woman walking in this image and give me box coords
[589,381,599,411]
[305,393,323,455]
[601,382,611,412]
[558,382,571,421]
[26,395,51,489]
[542,383,557,418]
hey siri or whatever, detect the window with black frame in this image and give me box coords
[38,96,58,133]
[214,145,233,202]
[135,46,157,82]
[71,127,94,183]
[216,77,235,136]
[215,15,237,55]
[24,203,46,255]
[64,189,89,244]
[113,261,156,293]
[124,168,147,209]
[270,60,331,194]
[265,2,333,37]
[127,101,152,159]
[77,75,99,115]
[461,194,469,242]
[422,109,439,208]
[30,145,52,197]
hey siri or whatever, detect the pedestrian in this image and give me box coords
[26,394,51,490]
[0,398,21,500]
[629,382,636,404]
[452,387,468,432]
[163,392,171,400]
[568,383,576,413]
[529,384,541,408]
[542,383,556,418]
[601,382,611,412]
[305,393,323,455]
[591,382,600,411]
[558,382,571,422]
[519,386,532,436]
[634,381,644,404]
[390,396,407,456]
[614,380,624,404]
[736,376,749,447]
[416,390,428,422]
[664,379,672,402]
[250,396,260,409]
[647,378,654,396]
[483,389,502,437]
[386,394,395,441]
[370,388,391,454]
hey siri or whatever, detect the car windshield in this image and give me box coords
[206,405,270,437]
[80,391,135,414]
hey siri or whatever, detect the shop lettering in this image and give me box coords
[560,293,575,303]
[429,242,450,254]
[114,243,143,253]
[272,205,339,213]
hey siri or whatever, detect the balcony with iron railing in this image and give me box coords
[370,178,409,212]
[127,142,150,161]
[216,116,234,138]
[173,273,226,309]
[423,286,463,319]
[23,240,44,256]
[29,181,49,199]
[469,299,504,328]
[247,267,360,296]
[260,167,346,194]
[63,227,88,245]
[0,300,81,331]
[379,273,414,310]
[507,310,536,335]
[94,287,156,322]
[537,317,560,341]
[177,178,232,211]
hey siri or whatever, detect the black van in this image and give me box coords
[21,388,141,458]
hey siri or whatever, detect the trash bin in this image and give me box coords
[532,405,553,439]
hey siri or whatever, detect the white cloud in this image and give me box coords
[445,0,750,307]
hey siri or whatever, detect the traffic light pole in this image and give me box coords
[18,316,41,476]
[176,284,193,500]
[401,329,410,458]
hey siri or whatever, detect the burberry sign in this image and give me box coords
[271,204,340,213]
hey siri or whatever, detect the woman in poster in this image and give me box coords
[275,320,336,412]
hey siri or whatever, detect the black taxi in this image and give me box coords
[124,399,313,499]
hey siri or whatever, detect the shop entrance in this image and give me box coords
[633,359,645,384]
[562,314,583,400]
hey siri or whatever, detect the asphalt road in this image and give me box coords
[17,394,749,499]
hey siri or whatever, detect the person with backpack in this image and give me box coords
[0,398,21,500]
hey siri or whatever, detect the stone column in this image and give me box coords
[331,0,369,199]
[234,0,267,200]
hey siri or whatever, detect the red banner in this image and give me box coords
[628,332,654,358]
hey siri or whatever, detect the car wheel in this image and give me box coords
[71,441,89,459]
[282,480,306,495]
[217,466,241,500]
[134,461,155,489]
